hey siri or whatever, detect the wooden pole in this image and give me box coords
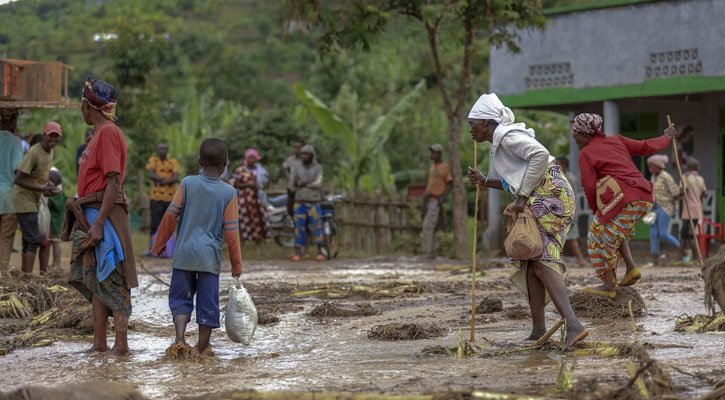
[667,115,704,267]
[471,142,479,342]
[534,319,565,346]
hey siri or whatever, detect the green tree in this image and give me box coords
[294,79,426,193]
[166,86,245,175]
[286,0,546,259]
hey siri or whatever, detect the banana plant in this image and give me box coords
[166,87,245,175]
[293,79,425,193]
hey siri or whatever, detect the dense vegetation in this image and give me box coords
[1,0,597,255]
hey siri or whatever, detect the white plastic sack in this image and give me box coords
[225,278,257,345]
[38,196,51,237]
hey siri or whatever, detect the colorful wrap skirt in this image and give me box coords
[587,200,651,280]
[68,228,132,316]
[509,164,575,303]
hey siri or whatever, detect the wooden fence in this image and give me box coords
[336,193,421,254]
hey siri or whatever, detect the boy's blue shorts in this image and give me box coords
[169,269,220,328]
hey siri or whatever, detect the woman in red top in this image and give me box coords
[573,113,676,297]
[71,77,136,357]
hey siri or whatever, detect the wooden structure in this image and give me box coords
[0,58,76,109]
[337,193,420,254]
[336,190,489,255]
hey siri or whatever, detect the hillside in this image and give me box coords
[0,0,595,198]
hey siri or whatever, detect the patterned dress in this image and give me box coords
[509,164,575,303]
[587,200,651,279]
[232,166,270,242]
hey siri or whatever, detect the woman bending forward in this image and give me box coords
[467,93,587,347]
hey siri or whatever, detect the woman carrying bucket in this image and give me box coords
[466,93,587,347]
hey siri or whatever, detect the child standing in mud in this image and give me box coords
[152,138,242,356]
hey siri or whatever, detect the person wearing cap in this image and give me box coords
[421,143,452,258]
[12,122,62,274]
[290,145,325,261]
[0,109,24,275]
[230,148,270,243]
[145,142,180,256]
[66,77,137,357]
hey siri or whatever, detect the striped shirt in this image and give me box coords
[152,175,242,275]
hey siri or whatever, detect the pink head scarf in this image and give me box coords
[647,154,668,169]
[244,148,261,166]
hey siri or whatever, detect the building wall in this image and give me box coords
[490,0,725,96]
[614,95,722,192]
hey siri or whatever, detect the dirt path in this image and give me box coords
[1,256,723,399]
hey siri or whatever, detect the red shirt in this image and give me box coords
[77,121,127,198]
[578,134,670,223]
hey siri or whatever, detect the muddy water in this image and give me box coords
[1,258,723,398]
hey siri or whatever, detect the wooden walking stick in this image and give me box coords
[470,141,480,342]
[667,115,704,267]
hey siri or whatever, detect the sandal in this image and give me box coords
[584,286,617,298]
[316,254,326,261]
[289,254,301,262]
[619,268,641,287]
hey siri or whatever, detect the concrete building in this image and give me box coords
[487,0,725,245]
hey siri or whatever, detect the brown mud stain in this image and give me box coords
[564,348,675,400]
[367,323,446,341]
[503,305,531,320]
[702,247,725,313]
[0,382,146,400]
[477,296,503,313]
[307,301,378,318]
[571,287,646,319]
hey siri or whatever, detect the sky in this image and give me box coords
[0,0,17,4]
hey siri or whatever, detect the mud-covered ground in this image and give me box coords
[1,254,724,399]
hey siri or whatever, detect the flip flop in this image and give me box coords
[584,287,617,298]
[315,254,326,261]
[619,268,641,287]
[289,254,301,262]
[567,329,589,347]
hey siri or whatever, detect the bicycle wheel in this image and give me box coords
[329,223,340,258]
[321,220,337,260]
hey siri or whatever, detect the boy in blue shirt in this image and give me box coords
[152,138,242,356]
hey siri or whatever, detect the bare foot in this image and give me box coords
[108,344,130,357]
[165,341,193,360]
[192,343,213,358]
[85,343,109,353]
[523,329,547,341]
[564,324,589,347]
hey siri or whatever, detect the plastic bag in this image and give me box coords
[38,196,51,237]
[503,204,543,260]
[225,278,257,345]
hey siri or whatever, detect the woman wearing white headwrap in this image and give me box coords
[467,93,588,347]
